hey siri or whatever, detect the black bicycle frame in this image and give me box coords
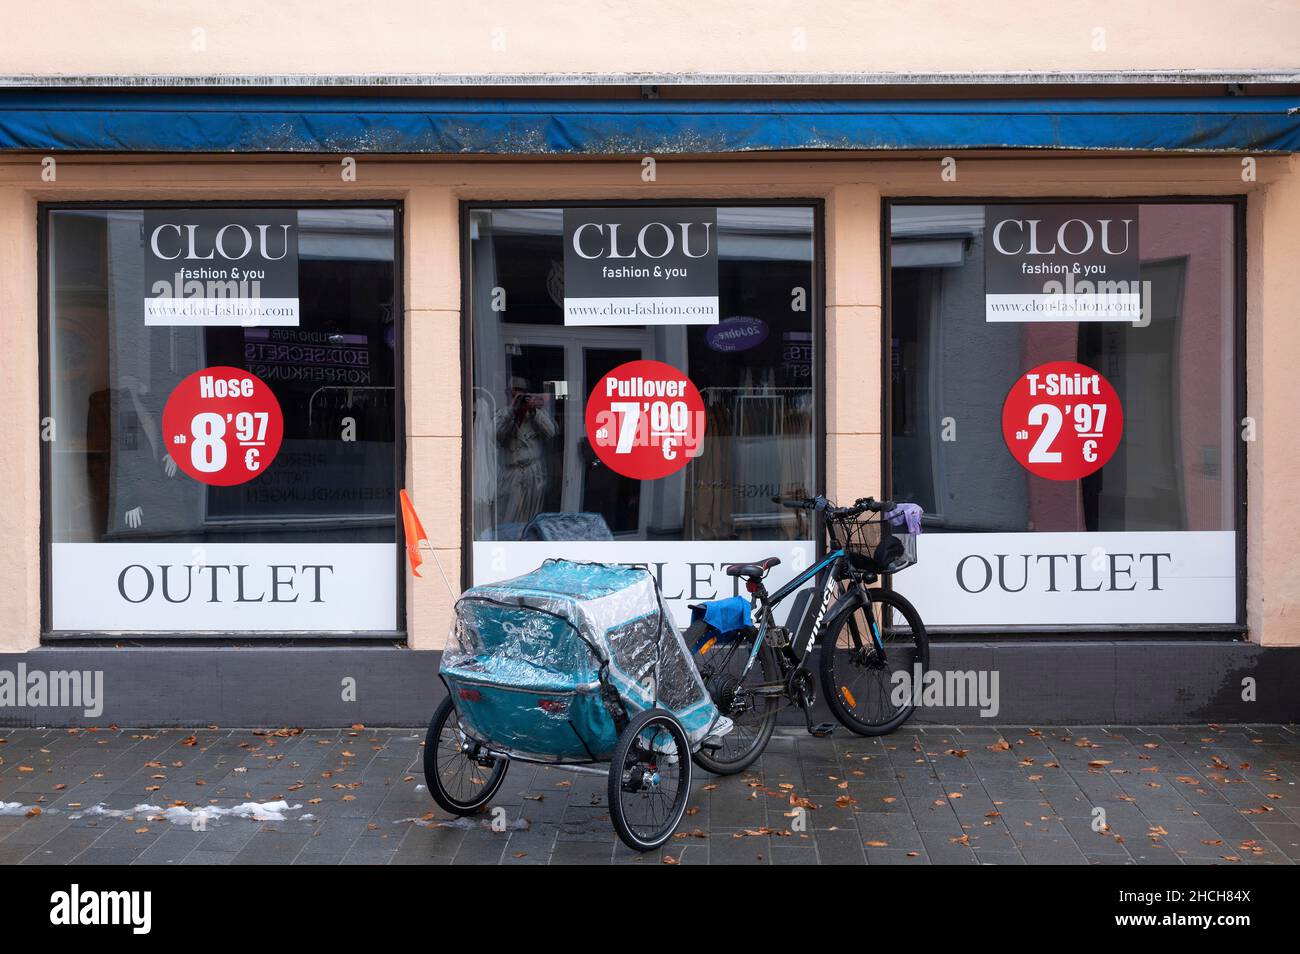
[738,547,884,682]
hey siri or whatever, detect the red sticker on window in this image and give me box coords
[1001,361,1123,481]
[585,359,706,481]
[162,366,284,486]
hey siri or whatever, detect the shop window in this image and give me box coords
[467,205,820,622]
[887,201,1241,629]
[43,206,401,634]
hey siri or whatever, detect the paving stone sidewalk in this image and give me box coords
[1,724,1297,865]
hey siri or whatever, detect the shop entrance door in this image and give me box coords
[499,327,653,538]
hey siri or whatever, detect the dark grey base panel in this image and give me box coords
[1,640,1296,727]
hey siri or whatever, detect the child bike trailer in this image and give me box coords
[426,559,727,851]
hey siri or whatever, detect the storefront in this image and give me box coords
[465,202,820,623]
[43,204,404,635]
[887,199,1243,631]
[1,91,1298,725]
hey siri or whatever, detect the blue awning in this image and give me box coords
[1,92,1297,155]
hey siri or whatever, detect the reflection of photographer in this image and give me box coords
[494,376,557,526]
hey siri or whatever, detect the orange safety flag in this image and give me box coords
[399,489,429,577]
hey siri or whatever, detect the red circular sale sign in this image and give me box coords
[1001,361,1123,481]
[585,360,706,481]
[162,367,284,486]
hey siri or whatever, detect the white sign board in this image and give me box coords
[51,543,396,632]
[902,531,1237,627]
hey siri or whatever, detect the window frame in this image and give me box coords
[881,195,1248,637]
[38,199,408,642]
[458,197,827,590]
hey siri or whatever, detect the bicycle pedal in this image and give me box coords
[808,722,835,738]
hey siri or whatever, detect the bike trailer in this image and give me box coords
[440,560,723,763]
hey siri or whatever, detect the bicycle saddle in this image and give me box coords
[724,556,781,579]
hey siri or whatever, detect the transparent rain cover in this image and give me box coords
[441,560,722,761]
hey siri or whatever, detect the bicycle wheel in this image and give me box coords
[423,695,508,814]
[819,586,929,736]
[690,624,779,775]
[608,708,693,851]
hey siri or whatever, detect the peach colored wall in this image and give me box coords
[0,1,1297,77]
[0,153,1295,650]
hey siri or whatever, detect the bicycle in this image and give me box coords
[689,495,929,775]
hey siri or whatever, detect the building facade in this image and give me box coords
[1,1,1298,725]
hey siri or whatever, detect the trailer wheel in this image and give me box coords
[424,696,508,815]
[608,708,693,851]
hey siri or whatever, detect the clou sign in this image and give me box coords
[569,216,715,261]
[148,220,294,261]
[563,206,720,326]
[143,209,300,327]
[983,203,1142,324]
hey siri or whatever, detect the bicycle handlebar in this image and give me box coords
[771,495,896,516]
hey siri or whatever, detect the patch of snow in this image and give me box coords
[69,800,303,825]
